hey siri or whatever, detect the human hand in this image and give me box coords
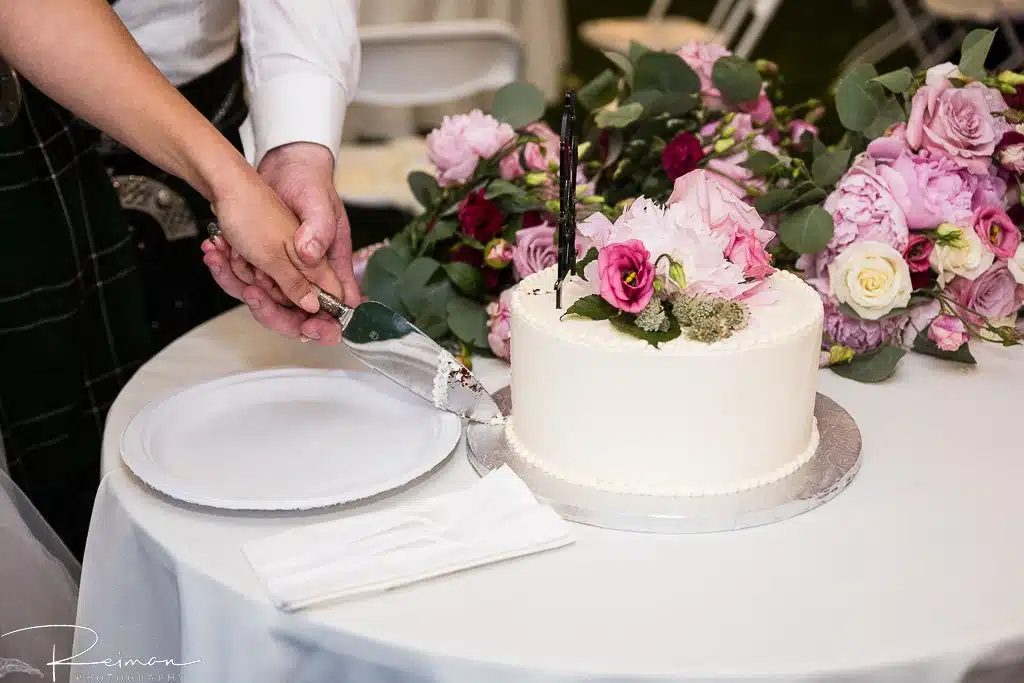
[202,142,359,345]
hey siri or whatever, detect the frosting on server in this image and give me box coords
[506,266,824,496]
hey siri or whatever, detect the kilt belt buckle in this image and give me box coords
[0,57,22,127]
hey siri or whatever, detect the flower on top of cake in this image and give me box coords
[562,169,777,346]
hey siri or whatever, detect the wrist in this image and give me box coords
[259,142,334,177]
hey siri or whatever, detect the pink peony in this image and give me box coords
[499,122,559,179]
[427,110,515,187]
[597,240,655,313]
[724,224,775,279]
[666,168,765,239]
[972,206,1022,260]
[928,315,969,351]
[799,157,909,287]
[822,300,908,352]
[903,233,934,273]
[876,150,978,230]
[485,290,513,360]
[946,263,1024,325]
[906,81,1009,175]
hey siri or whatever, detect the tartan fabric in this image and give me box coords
[99,51,245,351]
[0,82,153,558]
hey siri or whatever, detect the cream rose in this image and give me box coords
[1009,243,1024,285]
[828,240,913,320]
[929,223,995,286]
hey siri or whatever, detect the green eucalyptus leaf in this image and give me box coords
[407,171,441,208]
[743,150,779,176]
[778,205,835,254]
[578,69,620,111]
[755,188,797,214]
[419,220,457,255]
[491,81,547,129]
[609,311,681,347]
[603,50,634,84]
[959,28,997,81]
[443,262,482,296]
[711,55,763,104]
[595,102,644,129]
[912,327,977,364]
[398,257,443,315]
[628,40,651,64]
[561,294,618,321]
[633,51,700,95]
[484,179,526,200]
[830,345,906,383]
[413,280,456,340]
[811,148,852,187]
[812,136,828,159]
[447,298,490,348]
[621,88,663,108]
[835,63,886,132]
[646,92,699,117]
[871,67,914,93]
[863,96,907,139]
[388,232,413,261]
[361,247,412,316]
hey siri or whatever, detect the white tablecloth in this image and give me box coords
[75,306,1024,683]
[344,0,568,141]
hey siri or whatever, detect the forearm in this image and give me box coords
[0,0,250,200]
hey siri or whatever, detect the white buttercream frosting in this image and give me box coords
[507,266,824,497]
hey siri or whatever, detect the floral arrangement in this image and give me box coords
[561,169,776,346]
[361,41,822,363]
[769,30,1024,382]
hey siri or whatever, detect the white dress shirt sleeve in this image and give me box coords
[240,0,360,167]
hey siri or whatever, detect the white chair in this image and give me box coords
[578,0,784,59]
[337,19,523,212]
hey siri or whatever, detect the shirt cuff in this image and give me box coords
[248,71,348,168]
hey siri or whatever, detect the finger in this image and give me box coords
[203,250,248,300]
[241,285,308,339]
[300,313,342,346]
[230,251,257,285]
[258,240,336,314]
[291,185,339,265]
[200,239,218,254]
[253,269,289,306]
[328,197,363,307]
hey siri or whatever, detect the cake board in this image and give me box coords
[466,388,862,534]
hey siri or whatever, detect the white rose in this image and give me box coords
[1008,243,1024,285]
[929,223,995,286]
[828,240,913,320]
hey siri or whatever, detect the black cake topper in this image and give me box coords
[555,90,578,309]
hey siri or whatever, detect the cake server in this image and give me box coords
[206,224,503,425]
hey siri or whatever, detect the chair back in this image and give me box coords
[647,0,783,58]
[355,19,523,108]
[921,0,1024,21]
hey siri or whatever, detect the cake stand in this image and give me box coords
[467,388,862,534]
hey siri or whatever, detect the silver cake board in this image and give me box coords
[466,388,862,534]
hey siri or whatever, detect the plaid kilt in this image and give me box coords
[0,81,153,558]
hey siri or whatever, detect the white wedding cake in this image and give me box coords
[503,170,824,497]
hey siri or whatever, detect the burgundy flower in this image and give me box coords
[661,132,705,181]
[482,267,501,291]
[1004,84,1024,110]
[449,244,483,268]
[903,233,934,273]
[522,211,546,228]
[457,189,503,242]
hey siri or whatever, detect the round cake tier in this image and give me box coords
[508,266,824,497]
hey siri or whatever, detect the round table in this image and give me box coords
[75,306,1024,683]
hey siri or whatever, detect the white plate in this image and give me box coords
[120,369,461,510]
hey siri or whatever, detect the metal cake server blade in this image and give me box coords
[206,224,503,425]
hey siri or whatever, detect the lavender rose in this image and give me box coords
[906,81,1009,175]
[946,263,1024,326]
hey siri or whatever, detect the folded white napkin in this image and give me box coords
[243,466,573,611]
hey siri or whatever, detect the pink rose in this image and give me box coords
[946,263,1024,325]
[875,149,976,230]
[499,122,559,179]
[903,233,934,273]
[512,224,556,279]
[906,82,1009,175]
[724,224,775,279]
[790,119,819,148]
[799,157,909,286]
[972,206,1022,260]
[667,168,765,241]
[597,240,655,313]
[486,290,513,360]
[927,315,969,351]
[427,110,515,187]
